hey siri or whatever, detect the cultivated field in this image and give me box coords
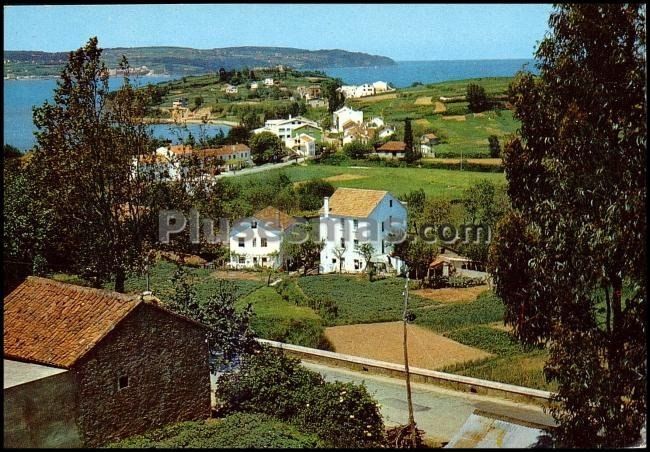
[413,285,491,304]
[324,321,492,369]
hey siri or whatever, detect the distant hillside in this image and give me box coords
[4,46,396,77]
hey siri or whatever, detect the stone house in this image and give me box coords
[374,140,407,159]
[3,277,211,448]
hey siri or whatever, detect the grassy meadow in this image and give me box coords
[232,162,505,200]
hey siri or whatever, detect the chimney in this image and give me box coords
[323,197,329,217]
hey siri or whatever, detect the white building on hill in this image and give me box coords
[332,106,363,132]
[319,188,407,274]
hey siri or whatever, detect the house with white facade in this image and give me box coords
[372,81,392,93]
[225,84,238,94]
[263,78,274,86]
[333,106,363,132]
[377,125,397,140]
[229,206,297,269]
[250,82,259,90]
[134,147,181,181]
[253,115,322,151]
[319,188,407,274]
[420,133,440,156]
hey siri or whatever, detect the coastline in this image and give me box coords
[143,118,239,127]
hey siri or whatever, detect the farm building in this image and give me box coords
[3,277,211,448]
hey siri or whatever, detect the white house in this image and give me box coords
[429,247,488,280]
[339,85,358,98]
[134,147,181,181]
[229,206,296,269]
[367,117,385,129]
[319,188,407,274]
[263,78,274,86]
[250,82,259,90]
[354,83,375,98]
[333,106,363,132]
[225,84,238,94]
[290,133,317,157]
[372,81,392,93]
[253,115,322,149]
[377,125,397,139]
[420,133,440,156]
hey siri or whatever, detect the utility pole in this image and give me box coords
[403,265,417,447]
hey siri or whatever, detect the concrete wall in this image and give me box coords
[259,339,553,408]
[3,371,83,448]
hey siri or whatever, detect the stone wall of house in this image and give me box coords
[73,304,211,447]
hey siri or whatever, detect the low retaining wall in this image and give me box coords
[258,339,553,407]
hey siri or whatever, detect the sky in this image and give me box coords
[3,4,553,60]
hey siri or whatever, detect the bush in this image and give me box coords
[294,381,386,448]
[105,413,325,448]
[216,349,324,419]
[342,140,373,159]
[295,179,335,211]
[215,349,385,447]
[276,279,339,323]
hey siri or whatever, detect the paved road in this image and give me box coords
[214,157,307,179]
[300,361,554,444]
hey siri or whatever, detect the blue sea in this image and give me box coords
[4,59,537,151]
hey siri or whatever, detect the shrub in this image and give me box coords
[342,140,373,159]
[215,348,324,419]
[295,381,386,448]
[105,413,325,448]
[215,349,385,447]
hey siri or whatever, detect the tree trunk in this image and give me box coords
[114,267,126,293]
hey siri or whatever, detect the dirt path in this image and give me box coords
[325,321,492,370]
[211,270,265,281]
[412,285,490,304]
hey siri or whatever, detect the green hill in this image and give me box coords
[4,46,396,77]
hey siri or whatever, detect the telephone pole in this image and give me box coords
[403,265,417,447]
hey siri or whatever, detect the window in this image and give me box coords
[340,218,345,226]
[332,258,337,264]
[389,199,393,207]
[381,221,385,232]
[251,221,257,229]
[253,257,258,265]
[253,238,257,247]
[261,238,268,247]
[354,239,359,247]
[239,256,246,264]
[353,219,358,230]
[262,257,268,264]
[354,259,360,270]
[382,240,385,254]
[340,238,345,248]
[238,237,245,248]
[118,375,129,391]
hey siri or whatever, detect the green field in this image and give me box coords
[237,286,329,349]
[348,77,519,157]
[297,275,435,325]
[232,162,505,200]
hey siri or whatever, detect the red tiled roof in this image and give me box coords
[253,206,297,231]
[3,277,205,369]
[377,141,407,152]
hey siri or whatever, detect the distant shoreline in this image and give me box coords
[144,118,239,127]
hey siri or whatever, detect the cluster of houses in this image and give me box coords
[135,143,253,180]
[229,187,408,274]
[253,115,322,157]
[338,80,393,98]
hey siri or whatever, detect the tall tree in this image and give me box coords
[466,83,489,113]
[249,131,284,164]
[31,37,157,292]
[490,4,646,447]
[487,135,501,158]
[403,118,418,163]
[323,78,345,113]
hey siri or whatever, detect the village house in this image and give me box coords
[296,85,322,100]
[374,140,407,159]
[319,188,407,274]
[420,133,440,156]
[191,144,252,172]
[253,115,322,151]
[135,151,180,181]
[224,84,238,94]
[263,77,274,86]
[343,123,376,145]
[332,106,364,132]
[229,206,297,269]
[372,80,392,93]
[3,277,211,448]
[428,247,488,280]
[250,81,259,90]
